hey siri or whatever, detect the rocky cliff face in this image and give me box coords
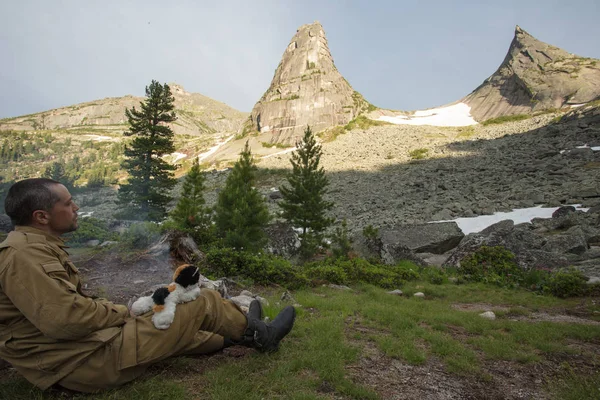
[247,21,371,145]
[463,26,600,121]
[0,83,248,136]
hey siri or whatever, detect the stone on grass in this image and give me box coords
[387,289,403,296]
[480,311,496,320]
[281,291,297,303]
[414,292,425,298]
[586,276,600,285]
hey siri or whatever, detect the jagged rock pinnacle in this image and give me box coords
[246,22,370,144]
[463,26,600,121]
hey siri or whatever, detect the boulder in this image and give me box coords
[443,220,570,270]
[479,311,496,320]
[552,206,576,219]
[380,222,464,255]
[542,226,589,255]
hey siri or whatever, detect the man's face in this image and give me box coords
[47,184,79,236]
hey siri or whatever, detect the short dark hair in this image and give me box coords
[5,178,62,226]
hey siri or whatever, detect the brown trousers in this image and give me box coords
[58,289,247,393]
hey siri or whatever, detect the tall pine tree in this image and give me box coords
[214,141,270,252]
[170,158,209,230]
[118,80,177,221]
[279,125,333,259]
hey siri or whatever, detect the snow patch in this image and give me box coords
[575,144,600,151]
[198,135,235,161]
[431,205,589,235]
[170,152,187,162]
[377,103,478,127]
[83,134,118,142]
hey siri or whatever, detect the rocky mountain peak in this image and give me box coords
[463,25,600,121]
[246,21,370,144]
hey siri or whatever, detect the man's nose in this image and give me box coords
[73,202,80,211]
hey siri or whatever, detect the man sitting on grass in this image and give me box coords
[0,178,296,393]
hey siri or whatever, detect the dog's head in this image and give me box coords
[173,264,200,288]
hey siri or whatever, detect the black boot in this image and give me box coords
[243,300,296,353]
[247,299,263,322]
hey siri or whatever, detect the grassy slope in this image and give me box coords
[1,281,599,399]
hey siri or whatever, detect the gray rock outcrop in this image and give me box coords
[0,83,247,137]
[463,26,600,121]
[246,21,371,145]
[381,222,464,254]
[442,211,600,276]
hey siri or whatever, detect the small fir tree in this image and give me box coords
[118,80,177,221]
[214,142,270,252]
[279,125,333,259]
[170,158,209,230]
[44,161,76,190]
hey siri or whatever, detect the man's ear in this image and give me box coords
[32,210,50,225]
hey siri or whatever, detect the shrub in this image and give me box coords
[305,265,348,284]
[409,148,429,160]
[521,267,552,292]
[65,217,118,245]
[481,114,530,126]
[362,224,379,241]
[420,267,447,285]
[120,222,162,249]
[204,248,307,288]
[303,258,419,289]
[544,268,588,298]
[330,219,353,259]
[459,246,523,287]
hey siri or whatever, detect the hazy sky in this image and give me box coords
[1,0,599,119]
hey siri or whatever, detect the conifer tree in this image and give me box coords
[44,161,75,190]
[118,80,177,221]
[279,125,333,258]
[214,142,270,252]
[170,158,209,230]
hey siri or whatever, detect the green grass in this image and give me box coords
[319,115,390,142]
[456,126,476,138]
[481,114,531,126]
[1,281,598,398]
[260,141,292,149]
[409,148,429,160]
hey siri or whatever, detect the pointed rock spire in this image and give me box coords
[463,26,600,121]
[247,22,370,144]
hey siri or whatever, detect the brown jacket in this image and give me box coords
[0,226,129,389]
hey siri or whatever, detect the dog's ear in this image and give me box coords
[174,265,200,287]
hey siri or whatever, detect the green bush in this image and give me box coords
[120,222,162,249]
[521,267,552,292]
[205,248,307,288]
[303,258,419,289]
[409,148,429,160]
[65,217,118,245]
[362,224,379,241]
[459,246,523,287]
[544,268,588,298]
[420,267,447,285]
[305,265,349,284]
[481,114,530,126]
[330,219,353,259]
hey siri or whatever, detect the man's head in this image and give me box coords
[5,178,79,236]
